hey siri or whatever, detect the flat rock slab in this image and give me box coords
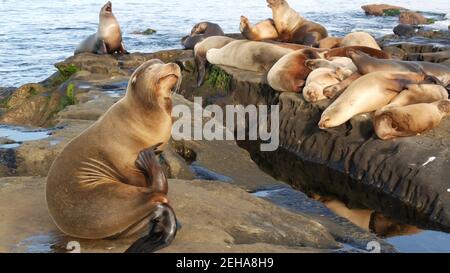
[0,176,340,253]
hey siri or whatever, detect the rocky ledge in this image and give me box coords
[0,50,397,253]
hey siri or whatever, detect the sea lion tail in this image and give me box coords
[125,203,178,253]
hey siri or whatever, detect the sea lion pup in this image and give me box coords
[206,40,293,72]
[318,71,430,129]
[240,16,279,41]
[318,37,342,49]
[340,32,381,50]
[267,0,328,46]
[267,48,321,93]
[75,2,127,55]
[194,36,235,87]
[46,59,181,252]
[181,22,225,49]
[303,68,342,102]
[348,50,450,86]
[374,100,450,140]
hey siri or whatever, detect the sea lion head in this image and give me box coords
[191,22,208,35]
[100,1,113,15]
[127,59,181,112]
[267,0,285,8]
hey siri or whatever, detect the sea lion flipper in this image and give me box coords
[135,143,167,193]
[125,203,178,253]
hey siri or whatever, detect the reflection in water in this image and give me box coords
[313,194,422,238]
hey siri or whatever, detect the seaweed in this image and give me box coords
[383,9,401,16]
[205,66,231,92]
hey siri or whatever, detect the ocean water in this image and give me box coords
[0,0,449,87]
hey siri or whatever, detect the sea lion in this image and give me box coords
[240,16,279,41]
[324,46,390,59]
[267,48,321,93]
[181,22,225,49]
[75,2,127,55]
[303,68,342,102]
[374,100,450,140]
[319,71,431,129]
[340,32,381,50]
[305,57,356,72]
[46,59,181,252]
[194,36,235,87]
[267,0,328,46]
[318,37,342,49]
[321,48,449,99]
[206,40,293,72]
[380,84,448,111]
[348,50,450,86]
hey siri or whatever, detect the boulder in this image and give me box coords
[361,4,407,16]
[393,24,417,36]
[399,11,428,25]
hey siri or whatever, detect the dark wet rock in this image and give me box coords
[393,24,417,36]
[379,30,450,62]
[407,50,450,62]
[131,28,156,35]
[399,11,428,25]
[361,4,407,16]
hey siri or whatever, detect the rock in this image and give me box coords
[161,145,196,180]
[406,50,450,62]
[393,24,417,36]
[0,84,67,127]
[361,4,407,16]
[399,11,428,25]
[132,28,157,35]
[0,176,342,253]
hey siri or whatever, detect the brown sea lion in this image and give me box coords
[267,48,321,93]
[268,0,328,46]
[206,40,293,72]
[318,37,342,49]
[194,36,235,87]
[324,46,390,59]
[319,71,431,129]
[305,57,356,72]
[380,84,448,111]
[322,48,445,99]
[239,16,279,41]
[46,59,181,252]
[374,100,450,140]
[340,32,381,50]
[181,22,225,49]
[75,2,127,55]
[348,50,450,86]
